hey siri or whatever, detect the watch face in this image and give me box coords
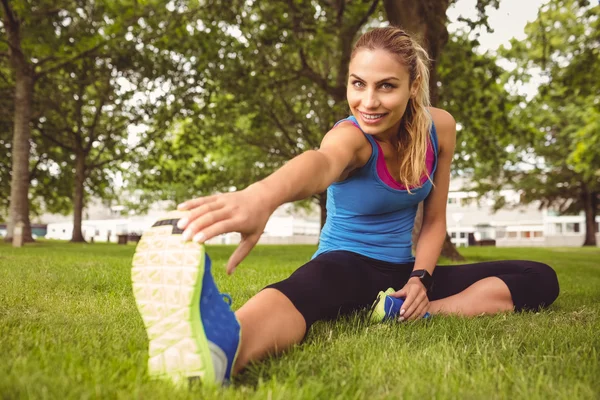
[411,270,432,291]
[412,270,426,278]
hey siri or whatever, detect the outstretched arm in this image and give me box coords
[177,122,369,273]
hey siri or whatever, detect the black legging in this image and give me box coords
[266,250,560,330]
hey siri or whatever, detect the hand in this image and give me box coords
[393,277,430,321]
[176,183,274,275]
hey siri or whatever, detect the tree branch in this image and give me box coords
[88,117,161,169]
[28,152,48,182]
[0,0,18,29]
[0,68,11,84]
[35,55,58,67]
[37,42,105,78]
[36,125,74,152]
[297,48,345,100]
[84,86,110,153]
[336,0,345,27]
[353,0,380,33]
[275,91,319,148]
[263,101,301,156]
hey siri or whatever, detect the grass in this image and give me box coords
[0,240,599,399]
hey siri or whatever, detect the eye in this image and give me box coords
[351,80,365,88]
[380,82,395,90]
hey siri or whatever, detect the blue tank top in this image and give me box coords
[313,115,439,263]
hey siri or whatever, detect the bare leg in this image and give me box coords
[233,288,306,374]
[429,277,514,316]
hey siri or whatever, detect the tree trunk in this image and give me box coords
[383,0,450,105]
[319,191,327,230]
[412,202,465,261]
[2,2,35,243]
[71,149,87,243]
[582,184,597,247]
[385,0,460,260]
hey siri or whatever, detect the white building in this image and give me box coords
[41,179,599,247]
[446,178,600,247]
[44,201,321,245]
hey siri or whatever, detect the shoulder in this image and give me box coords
[319,119,372,170]
[428,107,456,153]
[321,120,370,152]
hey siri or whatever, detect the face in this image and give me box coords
[347,48,417,138]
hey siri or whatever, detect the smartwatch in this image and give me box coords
[410,269,433,292]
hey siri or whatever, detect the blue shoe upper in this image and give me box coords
[199,253,241,381]
[382,295,430,320]
[382,296,405,321]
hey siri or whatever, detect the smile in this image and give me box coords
[358,111,388,124]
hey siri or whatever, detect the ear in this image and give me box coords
[410,74,421,98]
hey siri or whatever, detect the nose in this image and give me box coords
[363,88,380,109]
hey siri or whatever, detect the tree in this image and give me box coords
[501,0,599,245]
[1,1,204,241]
[0,1,109,242]
[0,54,75,223]
[0,58,13,219]
[34,59,136,242]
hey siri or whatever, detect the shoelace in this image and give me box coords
[221,293,233,306]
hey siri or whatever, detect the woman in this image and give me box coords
[132,27,559,386]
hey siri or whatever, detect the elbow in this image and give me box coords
[421,214,447,236]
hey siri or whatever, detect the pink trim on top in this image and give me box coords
[335,119,434,190]
[374,140,435,190]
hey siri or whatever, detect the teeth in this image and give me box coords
[362,113,385,120]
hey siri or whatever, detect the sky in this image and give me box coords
[448,0,549,99]
[447,0,546,52]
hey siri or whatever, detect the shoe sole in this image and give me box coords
[368,291,388,323]
[132,211,216,385]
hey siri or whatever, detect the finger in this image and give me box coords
[179,201,225,232]
[409,298,429,321]
[226,234,260,275]
[399,290,415,319]
[183,208,230,241]
[190,219,236,245]
[177,194,219,211]
[403,291,426,320]
[416,301,430,320]
[392,288,407,299]
[404,292,427,319]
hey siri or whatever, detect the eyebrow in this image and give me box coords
[349,74,400,84]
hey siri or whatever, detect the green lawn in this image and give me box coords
[1,241,599,399]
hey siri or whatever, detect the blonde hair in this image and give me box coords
[351,27,432,191]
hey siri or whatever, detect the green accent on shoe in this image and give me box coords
[369,287,396,324]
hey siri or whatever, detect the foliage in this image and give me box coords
[500,0,599,243]
[128,0,385,211]
[437,31,522,183]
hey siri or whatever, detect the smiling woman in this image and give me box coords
[131,26,560,387]
[346,29,432,190]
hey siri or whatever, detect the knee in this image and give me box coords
[523,261,560,307]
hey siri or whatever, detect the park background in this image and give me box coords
[1,0,599,399]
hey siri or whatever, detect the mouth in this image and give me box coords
[358,111,388,124]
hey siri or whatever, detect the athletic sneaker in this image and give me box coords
[368,287,431,323]
[132,211,241,386]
